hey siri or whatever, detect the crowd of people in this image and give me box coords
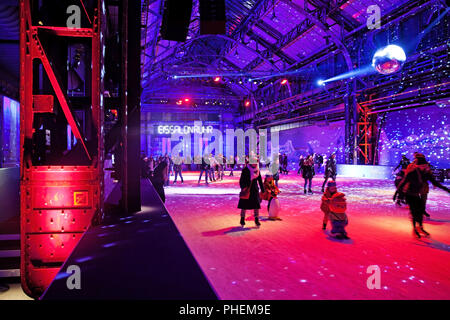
[140,150,449,240]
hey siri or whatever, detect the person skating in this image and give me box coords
[397,153,450,238]
[228,155,235,176]
[320,181,349,239]
[173,156,184,184]
[164,155,173,186]
[393,168,406,206]
[321,153,337,192]
[198,156,209,185]
[260,175,281,221]
[410,153,433,218]
[315,153,324,174]
[220,154,226,180]
[297,155,304,175]
[394,154,411,171]
[238,162,265,227]
[282,153,288,174]
[301,155,315,194]
[208,154,217,182]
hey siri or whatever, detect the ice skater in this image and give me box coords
[198,156,210,185]
[260,175,281,221]
[301,155,315,194]
[394,154,410,171]
[393,168,406,206]
[297,155,304,175]
[173,157,184,184]
[164,154,173,186]
[238,162,265,227]
[282,153,288,174]
[320,181,349,239]
[321,153,337,192]
[397,153,450,238]
[208,154,217,182]
[219,154,226,180]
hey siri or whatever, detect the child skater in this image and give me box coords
[261,175,282,221]
[320,181,349,239]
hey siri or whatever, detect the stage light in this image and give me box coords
[214,76,221,82]
[184,98,190,102]
[372,45,406,75]
[281,79,288,85]
[245,100,251,107]
[317,79,325,86]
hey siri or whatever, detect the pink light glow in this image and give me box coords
[164,172,450,299]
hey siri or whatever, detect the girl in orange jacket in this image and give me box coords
[321,181,349,239]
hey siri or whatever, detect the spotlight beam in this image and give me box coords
[320,65,376,85]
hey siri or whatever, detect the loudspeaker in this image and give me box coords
[199,0,226,35]
[160,0,193,42]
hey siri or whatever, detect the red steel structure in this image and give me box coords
[19,0,104,298]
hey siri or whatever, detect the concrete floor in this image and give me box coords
[0,282,32,300]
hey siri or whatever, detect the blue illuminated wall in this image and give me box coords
[277,120,345,165]
[379,104,450,168]
[1,96,20,167]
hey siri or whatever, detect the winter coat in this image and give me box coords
[200,157,210,170]
[260,177,280,200]
[394,157,411,171]
[325,158,337,176]
[299,158,304,168]
[321,190,347,222]
[301,158,315,179]
[238,166,265,210]
[398,163,448,196]
[282,155,288,167]
[151,161,168,186]
[394,169,405,188]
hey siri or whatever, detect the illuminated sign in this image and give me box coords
[157,125,214,135]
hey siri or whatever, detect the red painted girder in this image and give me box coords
[31,31,92,160]
[35,26,94,37]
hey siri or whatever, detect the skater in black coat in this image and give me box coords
[297,155,304,175]
[198,157,210,185]
[238,163,265,227]
[393,169,406,206]
[301,155,315,194]
[394,155,410,171]
[321,153,337,192]
[282,154,288,174]
[397,153,450,238]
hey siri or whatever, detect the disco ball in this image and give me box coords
[372,45,406,75]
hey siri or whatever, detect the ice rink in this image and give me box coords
[164,171,450,300]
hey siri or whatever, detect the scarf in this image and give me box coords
[248,164,260,181]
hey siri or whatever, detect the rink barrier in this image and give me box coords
[336,165,395,179]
